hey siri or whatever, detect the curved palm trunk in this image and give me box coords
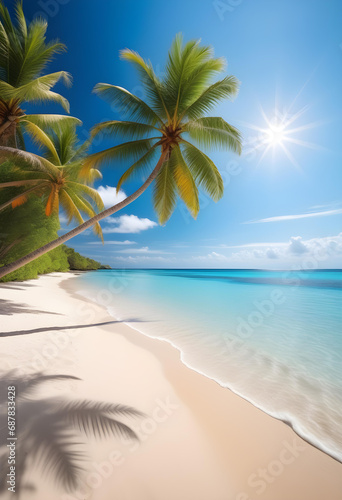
[0,150,168,280]
[0,119,12,136]
[0,118,17,147]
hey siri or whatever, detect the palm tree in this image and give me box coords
[0,0,76,147]
[0,371,143,497]
[0,34,242,279]
[0,122,105,240]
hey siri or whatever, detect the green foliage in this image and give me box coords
[89,33,242,224]
[0,193,69,282]
[0,168,105,281]
[0,122,105,241]
[63,246,102,271]
[0,0,70,108]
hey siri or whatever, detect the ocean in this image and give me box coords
[76,269,342,462]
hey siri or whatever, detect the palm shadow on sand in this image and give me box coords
[0,371,144,497]
[0,317,153,337]
[0,298,62,317]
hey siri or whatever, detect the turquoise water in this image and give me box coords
[76,269,342,461]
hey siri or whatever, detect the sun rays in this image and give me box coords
[243,93,324,169]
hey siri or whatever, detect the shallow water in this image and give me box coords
[76,269,342,462]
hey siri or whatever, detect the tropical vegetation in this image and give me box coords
[0,0,76,147]
[0,0,107,280]
[0,0,242,281]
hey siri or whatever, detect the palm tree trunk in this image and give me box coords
[0,150,168,280]
[0,118,17,147]
[0,120,12,136]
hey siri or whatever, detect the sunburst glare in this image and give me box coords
[244,99,323,168]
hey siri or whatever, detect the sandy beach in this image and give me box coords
[0,272,341,500]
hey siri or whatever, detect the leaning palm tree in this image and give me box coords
[0,0,76,147]
[0,122,105,240]
[0,34,242,279]
[0,371,143,497]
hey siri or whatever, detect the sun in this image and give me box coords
[263,123,286,146]
[244,98,322,168]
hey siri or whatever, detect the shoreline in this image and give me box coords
[69,271,342,465]
[0,272,341,499]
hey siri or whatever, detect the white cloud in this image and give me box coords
[59,214,68,224]
[103,215,158,234]
[193,251,230,262]
[266,248,279,259]
[88,240,136,245]
[113,256,174,264]
[218,242,288,249]
[116,246,171,255]
[288,236,308,255]
[190,233,342,268]
[244,208,342,224]
[230,233,342,263]
[97,185,127,209]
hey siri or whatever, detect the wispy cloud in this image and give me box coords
[193,251,230,262]
[113,255,174,264]
[244,208,342,224]
[116,246,171,255]
[217,242,288,249]
[88,240,137,245]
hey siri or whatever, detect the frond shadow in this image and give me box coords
[0,371,145,495]
[0,317,152,336]
[0,298,61,316]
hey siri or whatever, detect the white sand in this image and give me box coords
[0,272,341,500]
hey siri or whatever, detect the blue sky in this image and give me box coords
[21,0,342,269]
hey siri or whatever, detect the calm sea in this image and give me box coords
[76,269,342,462]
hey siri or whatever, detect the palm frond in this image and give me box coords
[120,48,170,120]
[164,34,226,119]
[0,72,71,111]
[171,146,199,218]
[180,75,240,120]
[59,189,83,225]
[14,1,27,39]
[66,181,105,212]
[153,153,177,224]
[116,144,159,192]
[62,136,93,168]
[53,127,80,165]
[93,83,162,125]
[84,167,102,184]
[182,141,224,201]
[63,189,103,241]
[184,116,242,154]
[45,184,59,216]
[0,5,66,88]
[81,137,159,172]
[22,114,82,130]
[20,119,61,164]
[0,1,14,33]
[0,179,44,188]
[91,120,160,140]
[0,145,60,175]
